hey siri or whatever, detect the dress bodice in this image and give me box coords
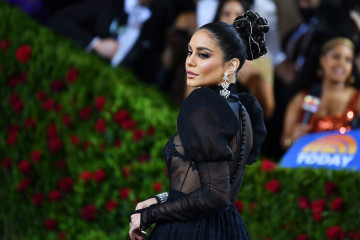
[140,84,267,229]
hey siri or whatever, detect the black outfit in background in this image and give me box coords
[137,85,266,239]
[48,0,174,85]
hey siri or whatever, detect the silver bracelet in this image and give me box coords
[156,192,169,203]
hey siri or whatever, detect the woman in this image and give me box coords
[129,10,268,240]
[281,37,360,149]
[214,0,275,119]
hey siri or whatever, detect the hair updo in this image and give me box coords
[198,10,269,70]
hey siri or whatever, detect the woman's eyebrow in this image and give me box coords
[196,46,213,52]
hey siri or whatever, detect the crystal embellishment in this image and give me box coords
[220,75,230,98]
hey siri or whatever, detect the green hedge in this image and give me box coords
[1,3,360,240]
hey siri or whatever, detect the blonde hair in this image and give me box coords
[321,37,354,54]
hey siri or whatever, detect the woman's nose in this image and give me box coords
[186,55,195,67]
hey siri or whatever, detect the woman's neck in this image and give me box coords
[321,78,346,93]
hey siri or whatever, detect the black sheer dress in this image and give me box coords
[138,84,266,240]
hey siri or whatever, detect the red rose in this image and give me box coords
[31,192,44,205]
[6,132,17,146]
[79,171,92,182]
[93,169,106,183]
[48,190,62,202]
[51,80,65,92]
[147,126,155,136]
[44,219,57,231]
[55,159,67,170]
[105,199,118,212]
[311,199,326,213]
[48,137,62,153]
[18,159,31,174]
[133,129,145,142]
[114,139,122,148]
[8,93,23,112]
[265,179,281,193]
[114,109,130,123]
[153,182,163,192]
[1,39,11,51]
[137,153,150,163]
[47,124,58,138]
[2,158,12,169]
[79,106,92,120]
[30,149,42,163]
[295,234,308,240]
[94,118,106,133]
[119,188,131,199]
[62,115,71,127]
[81,204,97,221]
[59,232,67,239]
[326,226,345,240]
[15,44,31,63]
[311,199,326,221]
[94,96,107,111]
[24,118,36,130]
[37,91,46,101]
[121,119,136,130]
[17,178,31,191]
[349,232,360,240]
[330,198,343,212]
[58,177,74,192]
[260,159,276,172]
[234,200,244,213]
[70,135,81,146]
[66,67,79,83]
[325,182,337,197]
[298,197,311,210]
[42,98,55,111]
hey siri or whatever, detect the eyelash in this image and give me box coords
[186,49,209,59]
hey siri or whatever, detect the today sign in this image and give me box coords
[280,130,360,171]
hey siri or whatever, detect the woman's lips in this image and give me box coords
[186,71,198,78]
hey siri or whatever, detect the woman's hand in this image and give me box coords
[282,123,310,149]
[129,213,144,240]
[93,38,119,59]
[135,197,158,211]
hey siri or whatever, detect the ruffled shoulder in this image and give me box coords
[237,92,267,165]
[177,87,239,162]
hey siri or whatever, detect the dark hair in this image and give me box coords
[198,10,268,70]
[213,0,250,22]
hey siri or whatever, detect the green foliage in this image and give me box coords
[1,3,360,240]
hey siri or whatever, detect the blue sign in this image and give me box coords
[280,129,360,171]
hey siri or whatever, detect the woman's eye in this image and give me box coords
[186,50,192,56]
[199,53,209,59]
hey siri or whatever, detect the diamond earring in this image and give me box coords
[220,75,230,98]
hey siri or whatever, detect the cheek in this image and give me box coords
[200,62,218,74]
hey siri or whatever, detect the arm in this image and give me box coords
[281,92,310,149]
[136,161,230,228]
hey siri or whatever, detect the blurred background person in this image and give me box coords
[48,0,174,87]
[213,0,275,119]
[281,37,360,150]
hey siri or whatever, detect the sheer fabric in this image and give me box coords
[138,84,266,239]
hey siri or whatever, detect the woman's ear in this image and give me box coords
[225,58,240,75]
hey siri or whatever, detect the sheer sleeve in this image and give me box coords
[138,87,239,228]
[177,87,239,162]
[140,161,230,228]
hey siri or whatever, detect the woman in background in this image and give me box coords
[129,10,268,240]
[281,37,360,149]
[214,0,275,119]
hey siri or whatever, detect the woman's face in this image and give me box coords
[320,43,354,84]
[219,1,245,24]
[185,30,227,88]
